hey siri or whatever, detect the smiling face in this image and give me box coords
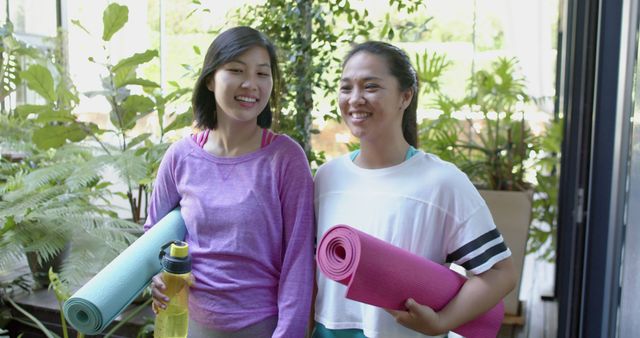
[206,45,273,127]
[339,51,412,143]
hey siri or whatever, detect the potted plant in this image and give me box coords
[418,56,541,319]
[0,141,143,285]
[0,12,143,287]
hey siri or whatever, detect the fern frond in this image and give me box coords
[18,223,68,266]
[59,254,101,285]
[0,168,27,194]
[91,226,138,248]
[58,230,133,285]
[65,165,103,191]
[21,163,76,192]
[0,185,67,219]
[109,150,148,184]
[100,217,140,230]
[0,238,27,271]
[50,144,93,161]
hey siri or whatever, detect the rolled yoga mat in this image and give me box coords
[63,209,186,335]
[316,224,504,338]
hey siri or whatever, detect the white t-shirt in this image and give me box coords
[314,151,512,338]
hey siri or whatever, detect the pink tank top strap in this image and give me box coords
[195,129,276,149]
[192,129,210,148]
[261,128,278,148]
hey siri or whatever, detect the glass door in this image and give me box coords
[618,1,640,333]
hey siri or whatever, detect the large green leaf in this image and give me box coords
[56,79,79,107]
[165,110,193,133]
[102,3,129,42]
[20,65,56,102]
[33,109,77,123]
[119,95,155,130]
[118,78,161,89]
[33,124,87,149]
[112,49,158,73]
[15,104,48,118]
[126,133,151,150]
[113,64,136,89]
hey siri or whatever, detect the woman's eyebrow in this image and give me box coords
[227,60,270,69]
[341,76,383,82]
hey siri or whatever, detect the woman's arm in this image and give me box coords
[144,142,182,231]
[387,257,517,336]
[272,143,316,338]
[145,142,183,312]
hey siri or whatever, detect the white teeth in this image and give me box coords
[236,96,257,103]
[351,112,370,119]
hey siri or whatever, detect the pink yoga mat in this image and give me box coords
[316,224,504,338]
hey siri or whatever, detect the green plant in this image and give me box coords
[0,3,194,291]
[0,21,125,287]
[0,145,139,285]
[0,268,151,338]
[3,296,59,338]
[418,53,561,261]
[48,268,82,338]
[420,57,537,191]
[0,21,49,180]
[66,3,190,223]
[0,21,43,116]
[8,3,191,225]
[528,118,562,261]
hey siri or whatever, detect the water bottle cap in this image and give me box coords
[159,240,191,274]
[170,242,189,258]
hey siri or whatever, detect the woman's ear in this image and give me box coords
[205,74,215,92]
[400,88,414,111]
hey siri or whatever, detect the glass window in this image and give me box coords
[0,0,58,37]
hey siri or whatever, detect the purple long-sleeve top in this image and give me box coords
[144,134,314,337]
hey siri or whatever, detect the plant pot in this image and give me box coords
[25,243,71,289]
[478,189,533,316]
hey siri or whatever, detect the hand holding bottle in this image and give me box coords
[153,241,192,338]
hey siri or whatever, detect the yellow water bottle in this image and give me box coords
[154,241,191,338]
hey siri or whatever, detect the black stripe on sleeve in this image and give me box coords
[446,228,501,263]
[460,242,508,271]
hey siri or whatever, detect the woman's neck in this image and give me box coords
[355,137,410,169]
[203,120,262,157]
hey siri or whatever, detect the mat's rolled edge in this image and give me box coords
[63,299,101,334]
[64,282,150,334]
[63,208,185,334]
[316,225,359,284]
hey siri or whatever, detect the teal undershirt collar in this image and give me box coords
[349,145,418,162]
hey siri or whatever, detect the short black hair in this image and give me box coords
[192,26,281,129]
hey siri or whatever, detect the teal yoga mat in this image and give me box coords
[63,209,186,335]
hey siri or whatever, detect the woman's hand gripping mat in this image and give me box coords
[316,224,504,338]
[63,209,186,335]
